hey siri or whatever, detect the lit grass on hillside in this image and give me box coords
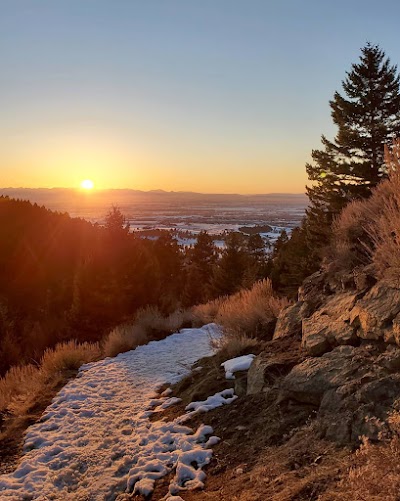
[194,279,289,340]
[331,140,400,283]
[0,341,101,416]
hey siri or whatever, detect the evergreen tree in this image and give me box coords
[104,206,130,237]
[212,232,248,296]
[183,231,217,305]
[306,43,400,243]
[242,234,268,288]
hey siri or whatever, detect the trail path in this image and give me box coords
[0,325,219,500]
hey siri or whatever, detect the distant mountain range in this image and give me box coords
[0,188,308,222]
[0,187,308,204]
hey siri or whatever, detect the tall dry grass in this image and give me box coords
[331,139,400,282]
[193,279,289,341]
[102,323,147,358]
[323,411,400,501]
[0,340,101,416]
[102,306,195,357]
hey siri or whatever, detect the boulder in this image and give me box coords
[298,271,332,318]
[233,371,248,397]
[278,344,400,444]
[301,293,359,356]
[247,350,301,395]
[273,302,302,340]
[349,281,400,341]
[279,346,358,406]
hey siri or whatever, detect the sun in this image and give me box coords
[80,179,94,190]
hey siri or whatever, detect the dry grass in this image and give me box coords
[103,306,195,358]
[211,334,260,360]
[0,340,101,416]
[322,411,400,501]
[134,305,193,334]
[0,364,40,414]
[194,279,289,340]
[103,324,147,358]
[331,139,400,282]
[40,340,101,377]
[192,296,226,326]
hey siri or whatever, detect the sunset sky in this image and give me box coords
[1,0,400,194]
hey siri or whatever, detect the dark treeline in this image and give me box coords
[0,197,270,375]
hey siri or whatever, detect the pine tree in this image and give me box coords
[212,232,248,296]
[306,43,400,242]
[183,231,217,305]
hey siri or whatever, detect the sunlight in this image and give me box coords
[80,179,94,190]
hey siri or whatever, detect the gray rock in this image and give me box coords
[301,293,358,355]
[247,351,301,395]
[349,281,400,341]
[279,344,400,445]
[273,302,302,340]
[234,371,248,397]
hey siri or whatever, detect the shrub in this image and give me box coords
[103,324,147,358]
[0,364,39,414]
[330,139,400,282]
[191,297,225,326]
[0,340,100,415]
[134,306,194,338]
[193,279,289,339]
[40,340,101,377]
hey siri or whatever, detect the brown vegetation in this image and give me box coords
[330,139,400,283]
[193,279,289,340]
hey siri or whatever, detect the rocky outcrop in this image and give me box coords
[247,349,302,395]
[272,303,302,340]
[286,273,400,356]
[349,281,400,342]
[248,344,400,444]
[301,293,359,355]
[246,269,400,445]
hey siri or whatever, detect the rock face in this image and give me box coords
[246,269,400,445]
[248,342,400,444]
[247,349,302,395]
[301,293,359,356]
[292,273,400,356]
[273,303,302,340]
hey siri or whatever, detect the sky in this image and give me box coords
[1,0,400,194]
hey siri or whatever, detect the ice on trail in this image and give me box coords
[0,324,221,500]
[221,354,256,379]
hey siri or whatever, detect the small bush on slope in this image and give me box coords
[103,324,147,358]
[0,341,100,416]
[40,340,101,378]
[102,306,195,357]
[330,140,400,282]
[193,279,289,340]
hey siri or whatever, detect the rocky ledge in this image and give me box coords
[247,270,400,445]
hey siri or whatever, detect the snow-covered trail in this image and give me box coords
[0,325,219,500]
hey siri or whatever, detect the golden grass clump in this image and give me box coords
[0,340,101,415]
[194,279,289,340]
[40,340,101,377]
[331,139,400,282]
[103,324,147,358]
[0,364,40,414]
[134,305,194,334]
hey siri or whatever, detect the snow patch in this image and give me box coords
[221,354,256,379]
